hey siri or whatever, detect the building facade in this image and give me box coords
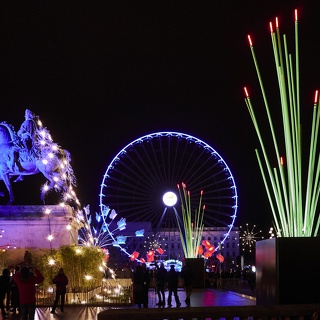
[108,223,240,271]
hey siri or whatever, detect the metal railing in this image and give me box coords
[35,284,133,306]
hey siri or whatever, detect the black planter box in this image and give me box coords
[256,237,320,305]
[184,258,205,288]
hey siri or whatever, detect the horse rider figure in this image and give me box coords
[17,109,37,153]
[10,109,38,180]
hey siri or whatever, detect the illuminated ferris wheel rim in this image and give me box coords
[99,131,238,247]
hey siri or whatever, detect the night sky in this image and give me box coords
[0,1,319,234]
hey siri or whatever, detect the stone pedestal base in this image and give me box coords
[0,205,79,250]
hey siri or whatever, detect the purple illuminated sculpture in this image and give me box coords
[0,109,78,205]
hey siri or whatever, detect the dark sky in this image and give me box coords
[0,1,319,233]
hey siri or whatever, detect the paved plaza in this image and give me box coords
[2,288,255,320]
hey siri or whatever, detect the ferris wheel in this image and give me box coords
[99,131,238,256]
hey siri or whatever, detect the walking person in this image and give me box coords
[167,265,181,308]
[13,265,44,320]
[180,262,193,307]
[154,263,167,307]
[0,268,11,317]
[51,268,68,314]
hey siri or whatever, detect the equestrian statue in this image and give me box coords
[0,109,78,205]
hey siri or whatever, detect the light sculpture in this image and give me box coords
[244,9,320,236]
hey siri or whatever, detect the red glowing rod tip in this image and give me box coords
[314,90,318,104]
[269,22,273,33]
[295,9,298,21]
[244,87,249,98]
[275,17,279,29]
[247,35,252,46]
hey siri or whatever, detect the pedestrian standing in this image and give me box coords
[155,263,167,306]
[180,262,193,307]
[133,265,144,308]
[51,268,68,314]
[13,265,44,320]
[0,268,11,317]
[167,265,181,307]
[10,265,21,314]
[141,263,150,308]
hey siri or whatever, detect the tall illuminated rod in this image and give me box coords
[175,183,205,258]
[244,9,320,237]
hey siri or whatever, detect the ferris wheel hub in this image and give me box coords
[162,191,177,207]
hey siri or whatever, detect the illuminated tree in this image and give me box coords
[39,245,107,288]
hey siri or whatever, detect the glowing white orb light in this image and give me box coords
[162,191,177,207]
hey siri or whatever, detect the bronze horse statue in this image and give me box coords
[0,121,77,204]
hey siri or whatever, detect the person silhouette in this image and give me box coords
[167,265,181,308]
[181,262,193,307]
[155,263,167,306]
[51,268,68,314]
[13,265,44,320]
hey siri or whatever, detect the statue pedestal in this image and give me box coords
[0,205,79,250]
[256,237,320,305]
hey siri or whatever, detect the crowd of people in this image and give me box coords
[0,252,68,320]
[1,254,193,317]
[132,262,193,308]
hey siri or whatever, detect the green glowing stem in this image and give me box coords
[288,56,301,235]
[250,42,279,155]
[246,90,288,232]
[271,31,294,231]
[303,104,317,234]
[294,18,303,234]
[255,149,281,233]
[273,167,289,236]
[306,102,320,235]
[295,19,300,128]
[274,33,293,225]
[245,94,283,230]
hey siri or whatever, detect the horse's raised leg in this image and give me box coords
[0,172,14,204]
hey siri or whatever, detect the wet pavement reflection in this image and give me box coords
[0,289,255,320]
